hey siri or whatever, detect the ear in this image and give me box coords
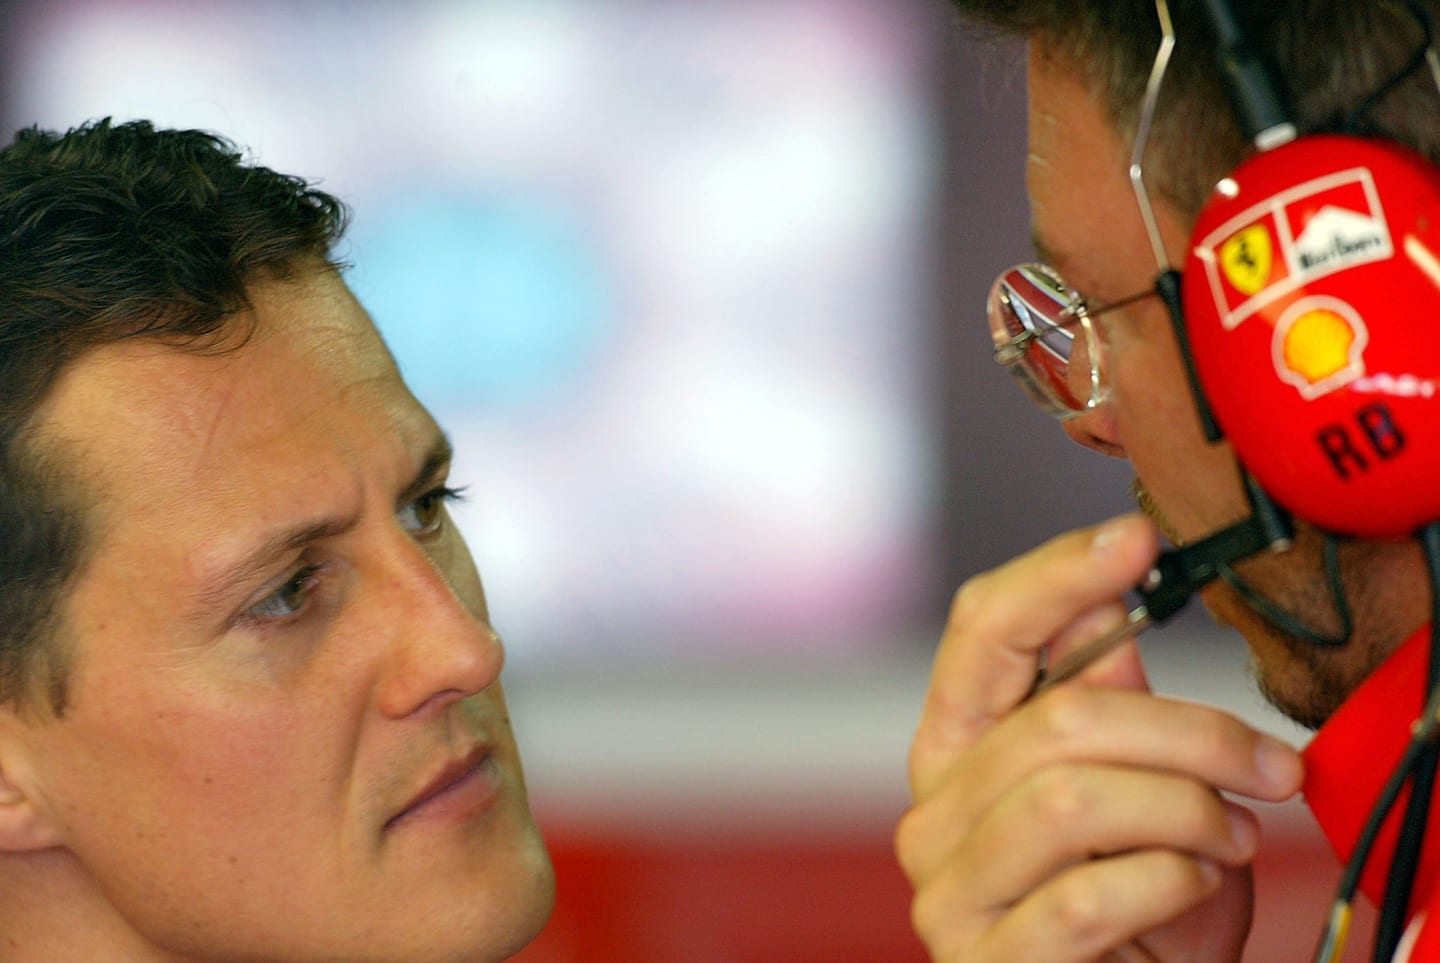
[0,713,64,853]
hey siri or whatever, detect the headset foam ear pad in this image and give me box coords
[1182,134,1440,539]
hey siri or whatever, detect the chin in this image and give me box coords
[391,865,556,963]
[457,826,557,962]
[494,854,558,960]
[1202,590,1358,731]
[1251,658,1337,732]
[492,824,558,958]
[385,820,556,963]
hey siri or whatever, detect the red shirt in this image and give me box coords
[1306,623,1437,960]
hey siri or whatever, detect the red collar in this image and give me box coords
[1305,623,1436,909]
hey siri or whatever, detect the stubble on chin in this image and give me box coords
[1130,478,1181,543]
[1131,476,1400,729]
[1246,619,1364,731]
[1201,540,1402,730]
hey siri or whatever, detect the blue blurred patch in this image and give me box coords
[349,191,612,407]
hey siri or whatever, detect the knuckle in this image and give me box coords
[908,885,948,947]
[1189,710,1244,759]
[946,572,994,629]
[909,888,939,941]
[1032,684,1098,745]
[909,885,978,960]
[1048,872,1107,941]
[1027,763,1092,825]
[893,807,929,876]
[1172,784,1225,840]
[1149,851,1214,902]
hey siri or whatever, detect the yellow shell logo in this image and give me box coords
[1220,224,1273,296]
[1282,309,1354,385]
[1272,297,1368,400]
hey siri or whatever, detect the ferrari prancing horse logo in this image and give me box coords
[1219,224,1273,296]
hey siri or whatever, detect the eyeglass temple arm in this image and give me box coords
[1155,270,1224,443]
[1132,2,1225,447]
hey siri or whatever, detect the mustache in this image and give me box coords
[1129,478,1182,543]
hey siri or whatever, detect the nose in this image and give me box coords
[1062,403,1126,457]
[370,534,506,721]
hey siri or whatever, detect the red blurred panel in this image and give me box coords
[515,803,1374,962]
[514,823,928,963]
[1248,806,1375,963]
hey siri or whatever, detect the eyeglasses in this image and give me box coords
[988,263,1156,419]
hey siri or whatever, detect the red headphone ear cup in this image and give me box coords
[1181,134,1440,539]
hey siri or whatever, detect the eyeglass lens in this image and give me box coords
[987,263,1099,416]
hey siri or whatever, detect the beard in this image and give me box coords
[1237,589,1388,730]
[1130,477,1410,730]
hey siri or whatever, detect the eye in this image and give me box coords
[245,564,322,622]
[398,485,465,536]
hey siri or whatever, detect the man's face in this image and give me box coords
[10,269,554,960]
[1024,45,1428,725]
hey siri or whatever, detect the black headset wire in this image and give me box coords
[1311,523,1440,962]
[1216,532,1353,648]
[1370,11,1440,954]
[1312,691,1440,962]
[1372,523,1440,960]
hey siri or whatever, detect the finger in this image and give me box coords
[896,689,1301,880]
[947,764,1257,900]
[910,514,1160,796]
[1001,687,1299,802]
[978,851,1226,963]
[901,757,1254,891]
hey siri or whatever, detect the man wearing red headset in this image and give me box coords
[897,2,1440,960]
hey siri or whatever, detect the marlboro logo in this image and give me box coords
[1195,168,1393,331]
[1292,206,1387,272]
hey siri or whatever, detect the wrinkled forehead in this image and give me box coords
[31,272,429,518]
[1025,49,1140,279]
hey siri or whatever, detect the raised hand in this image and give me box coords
[896,514,1304,962]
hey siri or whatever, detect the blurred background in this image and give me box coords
[0,0,1364,959]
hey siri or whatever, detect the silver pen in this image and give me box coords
[1028,605,1153,698]
[1024,484,1293,701]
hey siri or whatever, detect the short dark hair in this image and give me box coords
[951,0,1440,216]
[0,118,349,716]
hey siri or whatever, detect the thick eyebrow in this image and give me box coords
[197,431,455,616]
[396,433,454,510]
[197,516,356,616]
